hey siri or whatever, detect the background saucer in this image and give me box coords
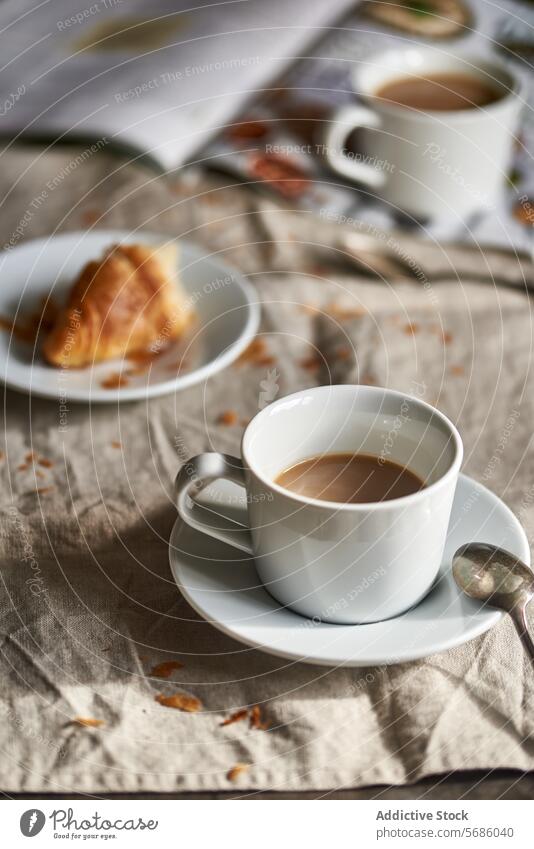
[0,230,260,403]
[169,474,530,667]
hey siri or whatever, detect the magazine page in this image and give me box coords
[0,0,357,169]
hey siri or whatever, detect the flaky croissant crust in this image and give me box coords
[43,243,192,368]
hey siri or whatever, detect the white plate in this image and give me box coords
[0,230,260,403]
[169,474,530,667]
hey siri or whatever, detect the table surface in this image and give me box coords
[3,772,534,800]
[0,144,533,799]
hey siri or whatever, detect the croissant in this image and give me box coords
[43,243,192,368]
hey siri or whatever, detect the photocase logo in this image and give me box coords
[20,809,46,837]
[258,368,280,410]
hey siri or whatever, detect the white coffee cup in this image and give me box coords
[175,385,463,624]
[324,47,523,219]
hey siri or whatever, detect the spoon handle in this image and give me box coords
[510,605,534,663]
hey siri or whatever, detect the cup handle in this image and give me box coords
[324,104,386,188]
[174,453,253,554]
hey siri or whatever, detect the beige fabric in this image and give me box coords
[0,148,533,792]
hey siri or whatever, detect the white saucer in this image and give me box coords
[169,474,530,667]
[0,230,259,403]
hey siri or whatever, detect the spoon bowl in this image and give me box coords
[453,542,534,662]
[453,542,534,610]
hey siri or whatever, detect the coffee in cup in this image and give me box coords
[275,452,425,503]
[375,72,504,112]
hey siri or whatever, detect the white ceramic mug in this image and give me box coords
[324,47,523,219]
[175,385,463,624]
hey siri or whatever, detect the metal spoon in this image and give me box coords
[339,231,534,291]
[453,542,534,662]
[205,163,534,291]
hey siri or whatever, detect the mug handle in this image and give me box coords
[324,104,387,188]
[174,453,253,554]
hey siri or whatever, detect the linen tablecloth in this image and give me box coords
[0,147,533,792]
